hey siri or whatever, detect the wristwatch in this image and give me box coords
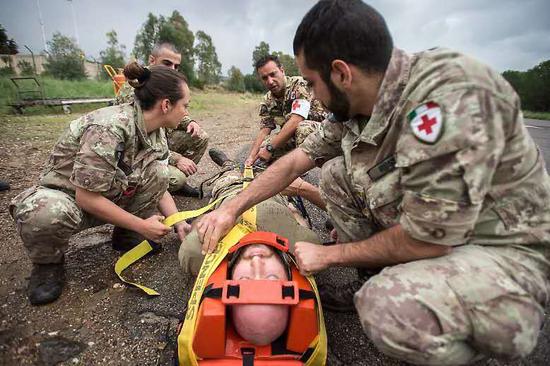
[265,143,274,153]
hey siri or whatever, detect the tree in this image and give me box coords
[99,30,126,79]
[43,32,87,80]
[0,24,18,73]
[226,66,245,92]
[503,59,550,112]
[244,73,264,93]
[273,51,299,76]
[252,41,270,70]
[133,11,196,83]
[133,13,160,64]
[195,30,221,85]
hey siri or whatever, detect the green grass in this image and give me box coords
[0,76,114,115]
[524,111,550,121]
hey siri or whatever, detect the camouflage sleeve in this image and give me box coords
[169,150,183,166]
[70,125,121,192]
[396,88,506,246]
[308,99,328,122]
[258,101,276,130]
[114,83,135,105]
[299,117,343,167]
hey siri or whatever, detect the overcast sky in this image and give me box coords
[1,0,549,75]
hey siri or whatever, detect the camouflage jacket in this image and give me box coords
[39,103,169,201]
[301,48,550,246]
[258,75,326,130]
[115,82,195,165]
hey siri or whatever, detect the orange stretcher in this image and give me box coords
[176,231,327,365]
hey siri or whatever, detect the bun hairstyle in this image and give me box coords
[123,61,188,111]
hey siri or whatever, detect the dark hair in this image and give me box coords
[293,0,393,82]
[151,42,179,57]
[255,54,282,71]
[123,62,187,110]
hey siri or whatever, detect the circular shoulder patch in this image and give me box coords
[407,102,443,144]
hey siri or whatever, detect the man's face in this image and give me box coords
[257,61,286,97]
[296,52,351,122]
[232,244,288,281]
[149,48,182,70]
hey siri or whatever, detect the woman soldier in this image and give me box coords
[10,62,192,305]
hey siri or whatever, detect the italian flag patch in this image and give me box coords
[407,102,443,144]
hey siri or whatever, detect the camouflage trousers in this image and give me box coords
[261,120,320,161]
[178,167,320,275]
[167,125,209,192]
[320,157,550,364]
[10,161,169,264]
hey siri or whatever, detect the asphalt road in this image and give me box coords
[526,118,550,171]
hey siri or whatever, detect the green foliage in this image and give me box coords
[99,30,126,80]
[244,73,264,93]
[252,41,270,70]
[503,59,550,112]
[195,30,222,85]
[43,32,87,80]
[133,11,196,83]
[0,66,14,77]
[273,51,299,76]
[226,66,245,92]
[17,60,35,75]
[0,24,18,55]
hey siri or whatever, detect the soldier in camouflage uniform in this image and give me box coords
[115,42,209,195]
[180,148,321,275]
[245,54,326,166]
[195,1,550,364]
[10,64,192,306]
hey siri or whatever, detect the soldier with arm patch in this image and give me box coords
[10,63,193,306]
[195,1,550,364]
[245,54,326,166]
[115,42,209,197]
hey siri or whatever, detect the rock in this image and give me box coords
[38,336,85,366]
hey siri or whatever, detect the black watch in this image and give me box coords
[265,143,274,153]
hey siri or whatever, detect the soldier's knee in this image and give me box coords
[356,275,470,365]
[12,188,82,242]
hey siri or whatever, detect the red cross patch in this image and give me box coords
[407,102,443,144]
[292,100,301,111]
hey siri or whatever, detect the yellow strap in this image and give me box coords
[103,64,117,80]
[114,192,233,295]
[114,166,255,296]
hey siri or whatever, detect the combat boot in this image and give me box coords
[172,183,202,198]
[208,148,230,167]
[0,180,10,191]
[318,268,380,313]
[27,261,66,305]
[112,226,147,252]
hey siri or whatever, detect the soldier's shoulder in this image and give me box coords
[287,76,307,90]
[80,104,134,138]
[411,48,515,99]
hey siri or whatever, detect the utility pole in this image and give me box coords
[35,0,47,52]
[67,0,80,46]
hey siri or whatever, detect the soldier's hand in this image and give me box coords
[176,157,198,176]
[196,207,238,255]
[244,156,256,167]
[175,221,192,242]
[257,147,273,162]
[187,121,202,137]
[294,241,330,276]
[139,215,171,242]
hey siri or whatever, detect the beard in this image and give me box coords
[325,78,351,122]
